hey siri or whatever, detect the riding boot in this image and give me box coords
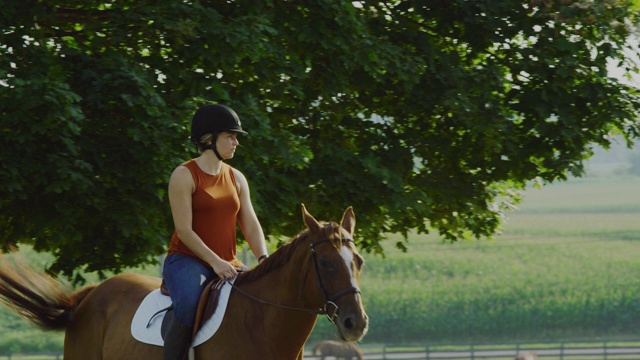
[162,311,193,360]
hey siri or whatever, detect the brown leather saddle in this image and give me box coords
[160,277,227,338]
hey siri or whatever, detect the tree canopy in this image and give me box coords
[1,0,640,280]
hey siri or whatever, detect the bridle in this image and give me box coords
[310,237,362,323]
[228,236,361,324]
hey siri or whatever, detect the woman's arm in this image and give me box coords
[233,169,268,262]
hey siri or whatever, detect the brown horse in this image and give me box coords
[312,340,364,360]
[0,205,368,359]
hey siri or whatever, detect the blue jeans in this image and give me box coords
[162,254,215,326]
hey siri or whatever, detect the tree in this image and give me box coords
[1,0,639,280]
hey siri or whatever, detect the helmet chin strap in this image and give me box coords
[209,144,224,161]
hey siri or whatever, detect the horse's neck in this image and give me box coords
[236,248,321,344]
[245,249,321,309]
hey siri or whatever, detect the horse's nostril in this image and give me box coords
[343,316,354,330]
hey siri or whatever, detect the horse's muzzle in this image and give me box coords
[336,308,369,342]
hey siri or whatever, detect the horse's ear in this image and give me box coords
[340,206,356,236]
[301,203,321,233]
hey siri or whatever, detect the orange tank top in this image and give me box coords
[168,160,240,264]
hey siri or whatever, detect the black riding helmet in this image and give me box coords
[190,104,248,160]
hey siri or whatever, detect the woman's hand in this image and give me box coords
[211,258,237,280]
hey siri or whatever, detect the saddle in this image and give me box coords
[160,277,227,338]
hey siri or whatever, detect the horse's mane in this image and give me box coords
[236,221,346,285]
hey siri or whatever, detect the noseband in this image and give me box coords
[228,236,361,324]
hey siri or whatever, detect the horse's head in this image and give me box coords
[301,204,369,342]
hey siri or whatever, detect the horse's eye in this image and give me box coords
[319,259,336,271]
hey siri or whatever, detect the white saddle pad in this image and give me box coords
[131,278,234,347]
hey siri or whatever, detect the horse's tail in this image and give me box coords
[312,342,321,355]
[0,254,95,331]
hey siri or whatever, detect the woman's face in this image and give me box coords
[215,131,240,159]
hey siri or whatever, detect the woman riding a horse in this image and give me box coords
[0,205,368,359]
[162,104,269,359]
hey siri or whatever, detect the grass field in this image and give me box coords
[309,176,640,345]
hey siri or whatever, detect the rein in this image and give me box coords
[227,236,361,324]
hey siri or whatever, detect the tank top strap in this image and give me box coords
[226,163,239,196]
[181,159,200,189]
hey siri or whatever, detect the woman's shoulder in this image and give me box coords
[171,160,196,175]
[170,160,197,183]
[225,164,248,194]
[225,164,246,179]
[179,159,197,168]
